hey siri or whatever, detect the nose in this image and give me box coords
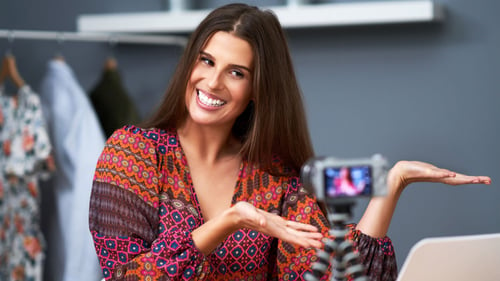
[207,69,224,90]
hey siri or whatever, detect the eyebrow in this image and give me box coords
[200,51,252,73]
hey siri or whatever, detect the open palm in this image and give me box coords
[232,201,323,249]
[389,160,491,193]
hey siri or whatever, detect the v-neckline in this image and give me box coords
[176,135,246,225]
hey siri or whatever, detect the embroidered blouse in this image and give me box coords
[89,125,397,280]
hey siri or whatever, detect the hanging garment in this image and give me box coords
[89,61,140,138]
[0,84,53,281]
[39,59,104,281]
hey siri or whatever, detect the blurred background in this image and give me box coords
[0,0,498,279]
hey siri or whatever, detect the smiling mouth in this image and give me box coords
[197,90,226,107]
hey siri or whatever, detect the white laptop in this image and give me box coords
[396,233,500,281]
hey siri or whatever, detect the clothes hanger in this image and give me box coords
[0,32,25,89]
[104,35,118,70]
[53,32,65,62]
[104,56,117,70]
[0,53,26,89]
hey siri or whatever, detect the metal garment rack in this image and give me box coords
[0,29,188,47]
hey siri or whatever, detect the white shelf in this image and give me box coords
[77,1,444,34]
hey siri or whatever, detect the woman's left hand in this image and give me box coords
[357,160,491,238]
[388,160,492,196]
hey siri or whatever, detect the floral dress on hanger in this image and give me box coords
[0,85,53,281]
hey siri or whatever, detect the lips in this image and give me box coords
[197,89,226,107]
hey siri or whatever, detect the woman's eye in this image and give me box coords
[200,56,214,66]
[230,70,244,78]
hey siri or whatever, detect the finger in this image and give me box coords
[285,221,319,232]
[465,175,491,184]
[428,167,456,178]
[285,228,323,242]
[306,239,323,249]
[284,235,323,249]
[478,176,492,184]
[287,227,323,238]
[292,237,323,249]
[440,173,491,185]
[302,231,324,240]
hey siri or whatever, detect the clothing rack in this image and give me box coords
[0,29,188,47]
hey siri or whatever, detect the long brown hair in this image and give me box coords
[142,3,314,175]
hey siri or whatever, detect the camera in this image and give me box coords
[301,155,389,281]
[301,154,388,205]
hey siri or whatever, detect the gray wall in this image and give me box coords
[1,0,499,272]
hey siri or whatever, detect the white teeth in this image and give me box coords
[198,90,226,107]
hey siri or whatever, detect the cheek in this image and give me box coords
[187,69,198,88]
[190,63,205,83]
[186,67,202,99]
[228,86,249,104]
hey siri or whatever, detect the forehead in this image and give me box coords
[202,31,254,69]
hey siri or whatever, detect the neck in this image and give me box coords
[177,120,240,164]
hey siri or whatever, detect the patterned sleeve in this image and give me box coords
[276,178,398,281]
[89,127,205,280]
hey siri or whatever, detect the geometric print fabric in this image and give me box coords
[89,125,397,280]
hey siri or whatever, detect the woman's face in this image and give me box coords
[185,31,254,130]
[340,167,349,179]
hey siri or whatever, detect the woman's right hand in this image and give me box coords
[192,201,323,255]
[230,201,323,249]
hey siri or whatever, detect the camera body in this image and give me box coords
[301,154,388,205]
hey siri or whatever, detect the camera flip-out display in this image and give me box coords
[301,154,388,205]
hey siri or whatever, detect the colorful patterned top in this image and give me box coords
[89,125,398,281]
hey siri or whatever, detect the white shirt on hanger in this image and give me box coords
[39,59,104,281]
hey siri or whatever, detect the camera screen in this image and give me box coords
[324,165,373,198]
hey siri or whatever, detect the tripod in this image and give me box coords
[305,200,368,281]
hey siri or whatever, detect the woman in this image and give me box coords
[331,167,362,196]
[89,3,491,281]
